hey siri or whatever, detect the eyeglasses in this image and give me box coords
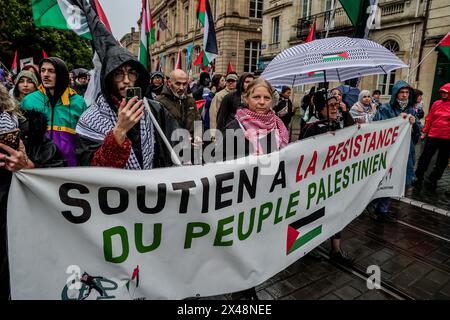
[113,69,139,82]
[328,103,340,109]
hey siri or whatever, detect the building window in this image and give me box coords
[249,0,263,19]
[271,17,280,44]
[184,4,189,32]
[377,40,400,95]
[245,41,261,73]
[302,0,312,19]
[213,0,218,20]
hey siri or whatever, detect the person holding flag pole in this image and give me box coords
[56,0,182,168]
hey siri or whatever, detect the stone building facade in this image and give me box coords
[120,0,263,77]
[120,27,140,57]
[261,0,450,111]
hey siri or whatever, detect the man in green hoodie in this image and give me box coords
[21,57,87,166]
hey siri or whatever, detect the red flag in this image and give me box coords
[306,19,316,43]
[438,32,450,60]
[227,61,233,74]
[193,50,203,66]
[175,49,182,69]
[11,50,18,74]
[42,49,48,59]
[94,0,112,32]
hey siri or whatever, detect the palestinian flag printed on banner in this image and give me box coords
[31,0,92,40]
[307,71,325,78]
[322,52,350,62]
[126,265,140,293]
[286,208,325,255]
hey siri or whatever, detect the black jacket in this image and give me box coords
[274,96,294,128]
[0,110,66,203]
[216,73,254,132]
[214,118,278,161]
[301,111,355,139]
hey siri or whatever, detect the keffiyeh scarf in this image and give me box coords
[76,95,155,170]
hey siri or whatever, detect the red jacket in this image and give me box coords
[423,83,450,140]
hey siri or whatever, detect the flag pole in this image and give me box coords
[144,98,182,166]
[325,0,337,39]
[407,41,442,83]
[0,61,11,74]
[191,1,200,73]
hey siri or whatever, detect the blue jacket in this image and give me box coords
[373,80,421,186]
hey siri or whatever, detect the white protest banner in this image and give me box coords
[8,118,411,300]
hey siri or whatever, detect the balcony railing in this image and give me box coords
[296,7,353,40]
[381,2,405,16]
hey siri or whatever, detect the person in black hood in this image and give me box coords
[72,69,90,97]
[192,71,211,101]
[216,72,255,132]
[146,71,165,100]
[76,45,179,169]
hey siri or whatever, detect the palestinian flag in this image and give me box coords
[31,0,92,40]
[438,32,450,61]
[227,61,234,74]
[323,52,349,62]
[126,265,140,291]
[193,49,209,72]
[339,0,378,38]
[93,0,112,33]
[307,71,324,78]
[286,208,325,255]
[11,50,18,75]
[139,0,154,70]
[197,0,218,69]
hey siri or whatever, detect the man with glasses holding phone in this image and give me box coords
[76,45,179,170]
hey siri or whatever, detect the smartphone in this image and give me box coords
[126,87,142,102]
[0,128,20,155]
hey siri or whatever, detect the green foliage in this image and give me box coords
[0,0,93,72]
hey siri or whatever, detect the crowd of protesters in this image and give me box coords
[1,43,449,300]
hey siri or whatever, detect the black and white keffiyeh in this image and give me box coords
[0,111,19,133]
[76,95,155,170]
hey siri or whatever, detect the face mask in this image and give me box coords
[397,99,408,111]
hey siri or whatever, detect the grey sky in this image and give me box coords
[99,0,141,40]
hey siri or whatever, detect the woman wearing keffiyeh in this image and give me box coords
[215,78,289,161]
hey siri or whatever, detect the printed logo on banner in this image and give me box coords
[61,266,145,300]
[377,167,394,191]
[286,207,325,255]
